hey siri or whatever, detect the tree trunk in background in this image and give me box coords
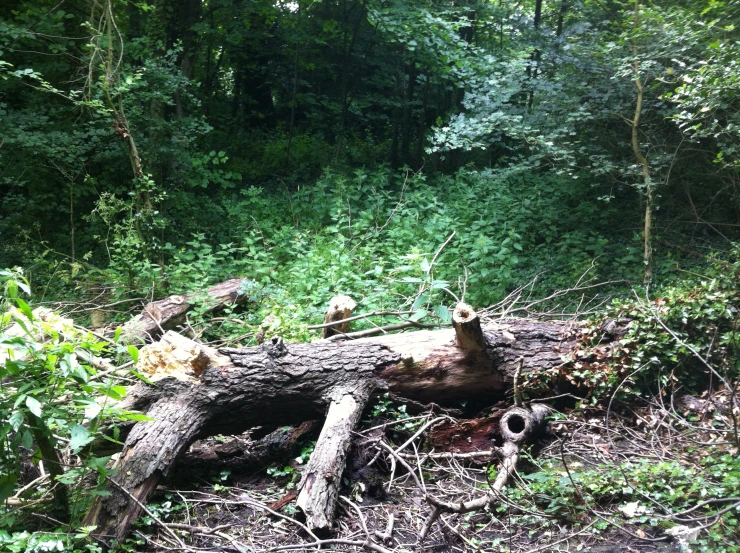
[401,60,416,166]
[557,0,568,37]
[333,0,365,163]
[631,0,653,282]
[172,0,201,118]
[527,0,543,110]
[416,75,429,168]
[389,59,403,169]
[286,4,301,163]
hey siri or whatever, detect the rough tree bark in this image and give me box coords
[296,380,374,531]
[118,278,251,343]
[85,315,584,541]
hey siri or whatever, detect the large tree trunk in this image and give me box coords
[85,317,583,541]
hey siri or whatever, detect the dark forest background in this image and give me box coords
[1,0,739,329]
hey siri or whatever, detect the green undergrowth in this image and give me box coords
[524,247,740,408]
[0,269,142,553]
[20,165,693,342]
[501,451,740,552]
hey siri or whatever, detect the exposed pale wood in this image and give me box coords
[296,381,375,532]
[321,295,357,338]
[119,278,251,343]
[137,330,230,382]
[452,302,486,352]
[0,308,72,364]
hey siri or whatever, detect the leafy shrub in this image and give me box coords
[0,269,144,532]
[523,247,740,408]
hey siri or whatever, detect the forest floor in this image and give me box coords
[126,391,737,553]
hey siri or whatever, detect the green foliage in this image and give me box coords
[0,528,102,553]
[667,2,740,168]
[509,451,740,551]
[1,1,739,549]
[611,271,739,399]
[0,269,144,532]
[523,248,740,409]
[137,494,186,526]
[367,393,410,423]
[233,166,640,328]
[266,441,316,490]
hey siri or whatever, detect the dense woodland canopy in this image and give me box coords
[1,0,740,552]
[1,0,738,307]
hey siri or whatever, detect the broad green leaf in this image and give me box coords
[127,345,139,364]
[412,292,429,311]
[409,309,428,322]
[76,364,89,383]
[100,385,126,401]
[130,370,154,385]
[433,305,452,324]
[25,396,42,417]
[8,411,23,431]
[5,280,17,299]
[0,474,18,503]
[69,424,94,453]
[15,298,33,320]
[121,411,154,422]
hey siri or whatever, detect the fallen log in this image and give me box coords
[296,380,374,531]
[118,278,251,343]
[85,313,584,541]
[180,421,320,473]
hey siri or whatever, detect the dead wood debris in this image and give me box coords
[122,390,738,553]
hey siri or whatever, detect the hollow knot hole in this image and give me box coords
[506,414,526,434]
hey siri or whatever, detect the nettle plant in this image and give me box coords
[0,268,145,537]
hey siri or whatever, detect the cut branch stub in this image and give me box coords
[452,302,486,352]
[321,295,357,339]
[499,404,549,443]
